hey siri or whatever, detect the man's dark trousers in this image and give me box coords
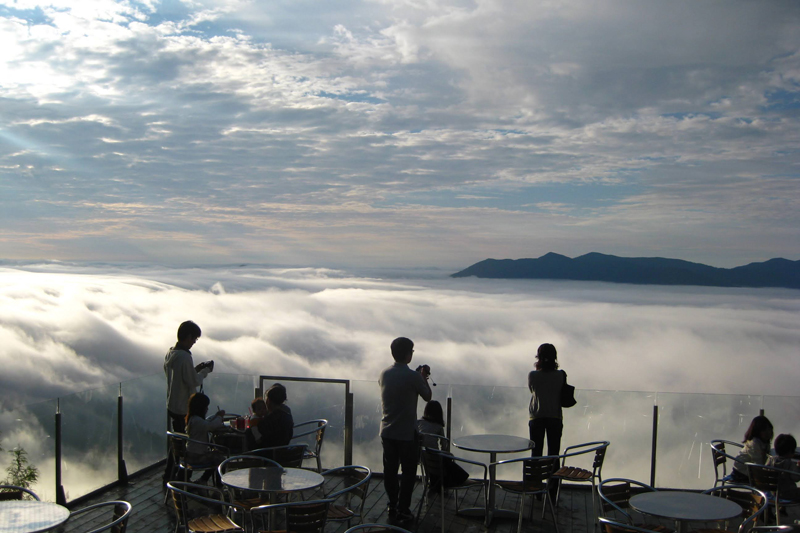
[382,437,418,512]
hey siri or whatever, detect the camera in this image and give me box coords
[415,364,436,386]
[196,360,214,373]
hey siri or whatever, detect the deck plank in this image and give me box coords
[60,466,593,533]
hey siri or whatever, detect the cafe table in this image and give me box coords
[629,491,742,533]
[0,500,71,533]
[452,434,534,525]
[221,466,324,529]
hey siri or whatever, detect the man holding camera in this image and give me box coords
[379,337,432,523]
[164,320,214,433]
[163,320,214,485]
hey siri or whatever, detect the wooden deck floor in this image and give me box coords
[61,465,595,533]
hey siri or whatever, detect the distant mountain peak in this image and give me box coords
[451,253,799,289]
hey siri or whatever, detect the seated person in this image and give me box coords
[416,400,468,493]
[246,384,294,452]
[766,433,800,500]
[185,392,226,484]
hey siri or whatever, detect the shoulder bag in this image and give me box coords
[560,370,577,408]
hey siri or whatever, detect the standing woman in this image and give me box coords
[528,343,566,457]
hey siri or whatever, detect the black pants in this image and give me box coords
[164,411,186,484]
[382,437,418,512]
[529,417,563,457]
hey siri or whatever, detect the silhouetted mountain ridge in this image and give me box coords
[451,253,800,289]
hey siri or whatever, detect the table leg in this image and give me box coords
[486,452,497,526]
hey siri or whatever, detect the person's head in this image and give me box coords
[251,398,268,417]
[176,320,201,348]
[266,384,287,408]
[535,343,559,371]
[744,415,774,443]
[391,337,414,364]
[774,434,797,458]
[186,392,210,424]
[422,400,445,427]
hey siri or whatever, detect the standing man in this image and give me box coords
[379,337,432,523]
[163,320,213,485]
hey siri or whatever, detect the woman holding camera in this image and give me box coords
[528,343,566,457]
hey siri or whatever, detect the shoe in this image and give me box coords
[396,508,415,524]
[387,505,397,518]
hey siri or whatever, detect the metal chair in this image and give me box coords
[167,481,245,533]
[166,431,230,483]
[746,462,800,525]
[318,465,371,527]
[710,440,745,487]
[696,484,768,533]
[218,455,282,512]
[344,524,414,533]
[0,484,40,501]
[251,444,308,468]
[491,455,560,533]
[552,441,610,524]
[67,501,133,533]
[416,446,488,533]
[251,498,333,533]
[291,419,328,472]
[598,478,673,532]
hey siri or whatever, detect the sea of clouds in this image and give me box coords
[0,263,798,499]
[1,262,798,406]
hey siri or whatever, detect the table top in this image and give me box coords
[630,491,742,522]
[453,434,534,454]
[0,500,71,533]
[221,467,323,493]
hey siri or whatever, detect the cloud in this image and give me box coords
[0,0,798,267]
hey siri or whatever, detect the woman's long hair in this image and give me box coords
[743,415,773,443]
[185,392,210,425]
[534,343,559,371]
[422,400,445,427]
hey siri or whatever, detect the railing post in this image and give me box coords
[118,383,128,484]
[650,402,659,487]
[55,399,66,505]
[446,396,452,441]
[344,387,354,466]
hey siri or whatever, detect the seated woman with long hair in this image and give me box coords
[185,392,226,484]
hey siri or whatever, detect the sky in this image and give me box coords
[0,0,799,269]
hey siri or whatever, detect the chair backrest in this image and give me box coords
[0,485,40,501]
[167,481,240,530]
[325,465,372,508]
[703,483,767,532]
[218,455,280,476]
[293,420,328,453]
[69,501,133,533]
[710,442,728,481]
[253,499,333,533]
[420,447,445,482]
[747,463,782,493]
[562,441,610,475]
[251,444,308,467]
[418,432,450,453]
[522,456,560,490]
[599,517,674,533]
[598,477,657,522]
[344,524,414,533]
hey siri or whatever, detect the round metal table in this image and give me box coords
[0,500,71,533]
[221,466,324,493]
[452,434,534,525]
[630,491,742,533]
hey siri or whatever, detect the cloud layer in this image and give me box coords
[0,0,799,267]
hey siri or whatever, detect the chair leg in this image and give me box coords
[546,491,560,533]
[517,493,526,533]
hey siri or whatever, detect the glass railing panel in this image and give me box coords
[449,385,655,483]
[1,398,58,502]
[58,382,120,501]
[122,373,169,475]
[351,379,384,473]
[249,376,348,469]
[763,395,800,439]
[655,393,763,490]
